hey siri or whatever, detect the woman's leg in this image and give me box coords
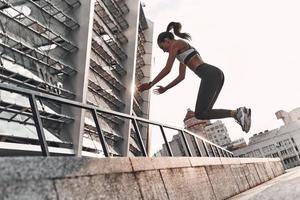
[194,68,234,120]
[193,64,251,132]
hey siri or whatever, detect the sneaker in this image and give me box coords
[235,107,251,133]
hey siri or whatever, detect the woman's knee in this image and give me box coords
[195,110,209,120]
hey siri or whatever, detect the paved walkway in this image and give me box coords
[229,166,300,200]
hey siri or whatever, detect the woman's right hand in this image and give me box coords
[138,82,152,92]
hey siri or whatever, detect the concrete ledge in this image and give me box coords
[189,157,221,166]
[244,163,262,186]
[63,157,133,177]
[160,167,215,199]
[0,156,285,199]
[230,165,251,192]
[0,180,57,200]
[130,157,155,172]
[151,157,191,170]
[0,157,66,182]
[268,158,281,162]
[205,165,239,199]
[239,157,270,164]
[0,157,133,182]
[255,163,270,182]
[220,157,241,165]
[134,170,169,200]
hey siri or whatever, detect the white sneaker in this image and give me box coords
[235,107,251,133]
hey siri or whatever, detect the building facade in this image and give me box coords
[155,110,230,157]
[205,120,231,147]
[233,108,300,169]
[226,138,247,151]
[0,0,154,157]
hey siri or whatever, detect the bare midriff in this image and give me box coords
[185,54,205,71]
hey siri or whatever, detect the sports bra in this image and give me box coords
[176,45,199,65]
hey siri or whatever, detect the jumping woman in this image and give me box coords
[138,22,251,133]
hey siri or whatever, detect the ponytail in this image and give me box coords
[166,22,191,40]
[157,22,191,44]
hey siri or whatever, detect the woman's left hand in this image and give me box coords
[153,85,167,95]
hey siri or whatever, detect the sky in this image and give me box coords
[142,0,300,150]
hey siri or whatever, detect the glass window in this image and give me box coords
[291,137,295,143]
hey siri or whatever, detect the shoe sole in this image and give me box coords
[245,108,251,133]
[239,108,246,132]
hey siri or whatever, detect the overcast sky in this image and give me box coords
[142,0,300,150]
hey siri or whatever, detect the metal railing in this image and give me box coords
[0,83,234,158]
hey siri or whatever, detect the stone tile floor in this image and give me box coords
[229,166,300,200]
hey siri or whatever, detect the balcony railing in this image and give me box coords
[0,83,234,158]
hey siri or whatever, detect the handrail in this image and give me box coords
[0,83,234,157]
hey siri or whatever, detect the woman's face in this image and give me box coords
[158,39,171,52]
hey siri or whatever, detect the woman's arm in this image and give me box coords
[154,63,186,94]
[165,63,186,90]
[138,43,178,92]
[150,45,178,86]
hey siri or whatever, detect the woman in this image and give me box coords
[138,22,251,133]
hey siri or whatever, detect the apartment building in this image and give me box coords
[0,0,153,157]
[205,120,231,147]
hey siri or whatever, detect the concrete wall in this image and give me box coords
[0,157,284,200]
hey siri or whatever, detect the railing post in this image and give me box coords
[202,141,209,157]
[224,151,229,157]
[159,125,173,156]
[212,145,219,157]
[180,130,192,156]
[225,151,230,157]
[91,109,110,157]
[209,144,216,157]
[220,149,225,157]
[216,147,222,157]
[193,135,202,157]
[28,94,50,156]
[132,119,147,156]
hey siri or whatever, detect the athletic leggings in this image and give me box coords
[194,63,232,120]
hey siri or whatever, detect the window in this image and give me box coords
[269,144,275,150]
[272,153,279,157]
[291,137,295,143]
[254,149,262,157]
[38,44,57,51]
[4,5,31,19]
[284,139,291,146]
[262,146,269,153]
[280,150,287,156]
[287,148,294,154]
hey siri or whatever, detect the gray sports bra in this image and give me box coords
[176,45,199,65]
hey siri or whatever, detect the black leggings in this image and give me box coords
[194,63,232,120]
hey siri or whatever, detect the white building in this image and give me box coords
[205,120,231,147]
[233,108,300,169]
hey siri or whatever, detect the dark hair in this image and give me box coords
[157,22,191,43]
